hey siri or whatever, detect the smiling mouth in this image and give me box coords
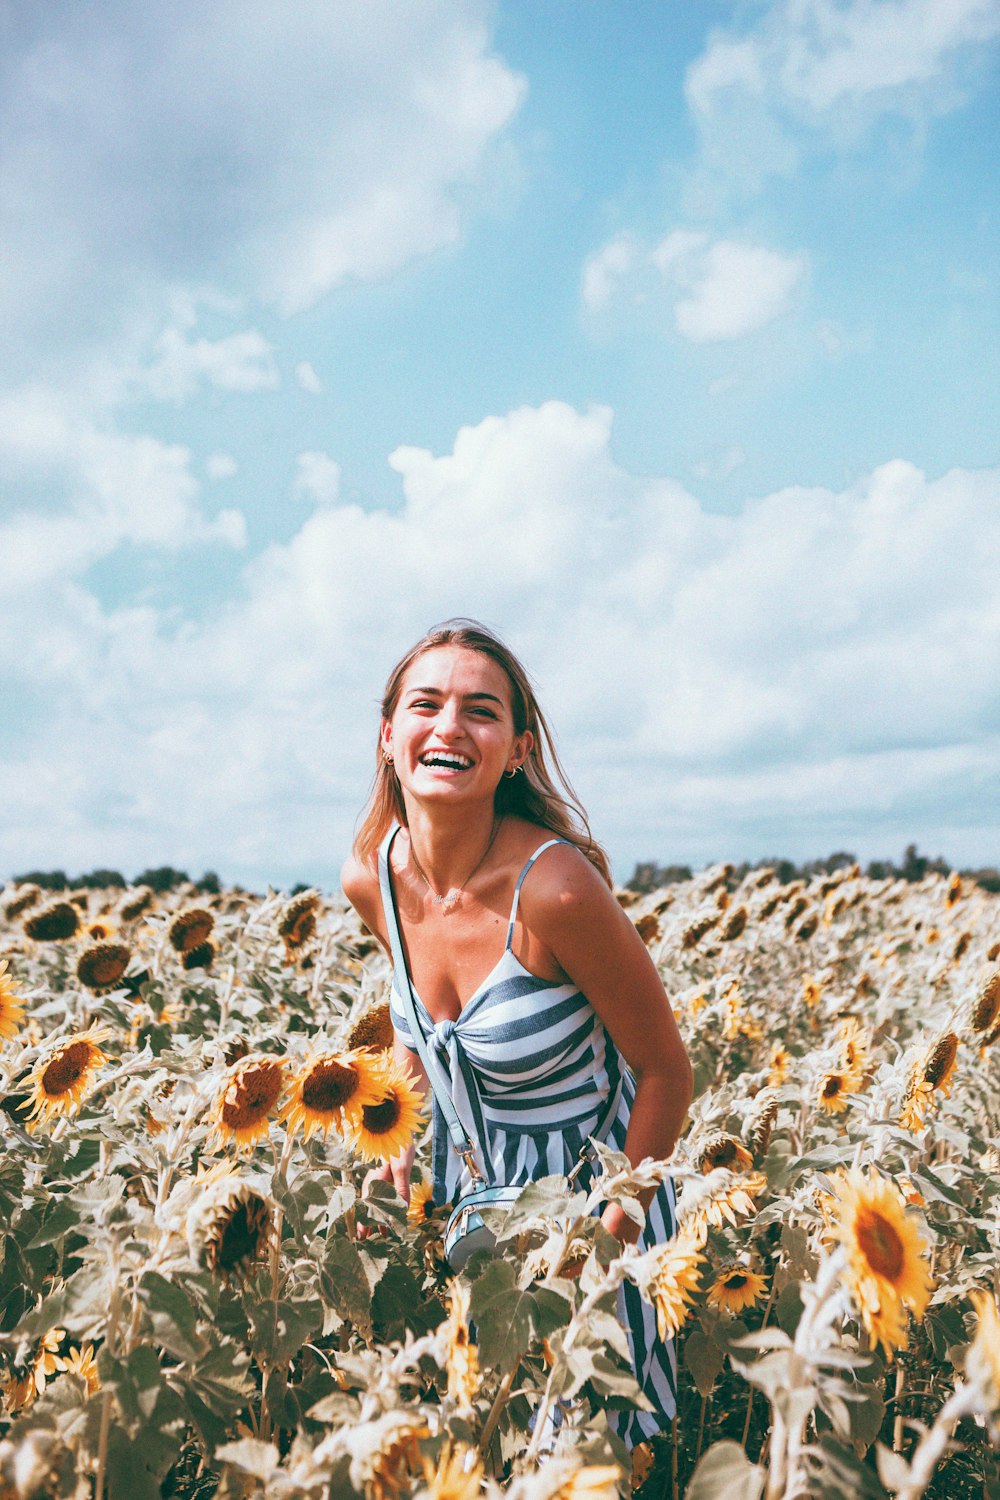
[419,752,474,771]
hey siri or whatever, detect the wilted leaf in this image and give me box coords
[685,1441,764,1500]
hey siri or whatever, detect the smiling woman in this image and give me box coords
[340,619,694,1452]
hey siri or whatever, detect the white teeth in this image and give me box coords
[421,752,472,769]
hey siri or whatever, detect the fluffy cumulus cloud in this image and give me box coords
[0,0,525,372]
[582,230,806,341]
[3,402,998,884]
[685,0,1000,185]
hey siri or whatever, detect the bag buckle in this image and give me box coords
[457,1142,485,1184]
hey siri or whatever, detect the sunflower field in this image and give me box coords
[0,862,998,1500]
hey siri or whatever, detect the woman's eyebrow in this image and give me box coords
[407,686,504,705]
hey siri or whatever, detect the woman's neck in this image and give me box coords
[403,801,501,893]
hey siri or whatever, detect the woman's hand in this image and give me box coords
[357,1145,416,1240]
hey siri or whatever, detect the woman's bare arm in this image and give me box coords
[519,845,693,1244]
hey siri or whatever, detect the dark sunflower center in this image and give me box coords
[823,1076,843,1098]
[362,1095,401,1132]
[724,1272,749,1289]
[217,1200,264,1270]
[221,1064,281,1125]
[302,1060,357,1112]
[856,1208,905,1280]
[41,1041,92,1095]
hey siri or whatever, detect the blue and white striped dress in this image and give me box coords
[380,827,678,1446]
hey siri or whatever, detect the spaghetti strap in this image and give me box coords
[505,838,570,949]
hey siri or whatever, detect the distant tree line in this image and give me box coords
[627,843,1000,895]
[7,867,222,894]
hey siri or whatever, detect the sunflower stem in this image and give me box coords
[893,1362,907,1452]
[478,1366,516,1461]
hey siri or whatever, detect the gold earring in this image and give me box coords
[383,751,393,765]
[504,764,520,778]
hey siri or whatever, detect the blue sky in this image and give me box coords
[2,0,999,888]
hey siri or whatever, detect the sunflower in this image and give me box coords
[644,1227,704,1341]
[767,1043,792,1086]
[442,1279,479,1408]
[213,1053,285,1151]
[633,913,661,946]
[720,905,748,941]
[350,1060,426,1163]
[680,1170,767,1238]
[830,1166,934,1359]
[817,1068,856,1114]
[706,1265,768,1315]
[24,901,80,942]
[347,1000,395,1053]
[698,1133,753,1175]
[168,907,214,954]
[118,886,154,921]
[3,883,41,920]
[408,1180,435,1226]
[186,1175,274,1279]
[279,892,319,954]
[802,975,822,1008]
[76,942,131,994]
[0,958,25,1041]
[900,1031,960,1130]
[58,1344,100,1395]
[283,1049,386,1142]
[21,1027,109,1129]
[746,1092,779,1160]
[556,1467,622,1500]
[368,1416,431,1500]
[966,1289,1000,1416]
[85,920,116,942]
[419,1445,482,1500]
[837,1016,869,1081]
[182,940,216,971]
[971,972,1000,1034]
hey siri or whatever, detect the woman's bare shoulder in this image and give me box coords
[340,851,383,931]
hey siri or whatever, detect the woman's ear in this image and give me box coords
[514,729,535,768]
[380,719,393,758]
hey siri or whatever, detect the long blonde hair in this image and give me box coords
[353,619,612,884]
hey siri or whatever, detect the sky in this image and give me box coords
[2,0,999,889]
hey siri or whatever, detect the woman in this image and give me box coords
[341,619,693,1447]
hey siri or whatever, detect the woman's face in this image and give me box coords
[382,645,532,809]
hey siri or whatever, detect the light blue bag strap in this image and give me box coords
[377,824,481,1171]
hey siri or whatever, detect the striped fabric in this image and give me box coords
[381,828,678,1445]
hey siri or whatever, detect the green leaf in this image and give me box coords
[685,1441,764,1500]
[684,1328,725,1397]
[215,1438,280,1481]
[372,1261,429,1340]
[138,1271,206,1360]
[495,1177,587,1235]
[469,1261,539,1374]
[25,1197,80,1249]
[322,1236,373,1339]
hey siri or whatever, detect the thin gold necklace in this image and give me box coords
[407,816,501,914]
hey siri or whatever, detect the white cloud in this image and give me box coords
[583,230,806,341]
[4,402,999,882]
[207,452,238,481]
[138,327,280,403]
[0,1,526,369]
[295,361,323,395]
[293,452,342,506]
[685,0,1000,187]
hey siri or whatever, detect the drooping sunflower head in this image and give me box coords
[168,907,215,954]
[767,1043,792,1086]
[419,1443,484,1500]
[407,1180,435,1227]
[678,1169,768,1239]
[706,1264,768,1315]
[76,942,131,995]
[633,913,661,946]
[970,972,1000,1035]
[118,886,154,922]
[965,1289,1000,1417]
[0,958,25,1041]
[836,1016,869,1079]
[3,884,41,921]
[644,1226,705,1341]
[698,1132,754,1175]
[745,1091,779,1160]
[921,1031,959,1094]
[283,1049,386,1141]
[278,892,320,952]
[350,1059,426,1163]
[347,1000,394,1053]
[831,1166,934,1358]
[213,1053,285,1151]
[182,940,216,971]
[21,1028,109,1129]
[24,901,81,943]
[186,1174,274,1280]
